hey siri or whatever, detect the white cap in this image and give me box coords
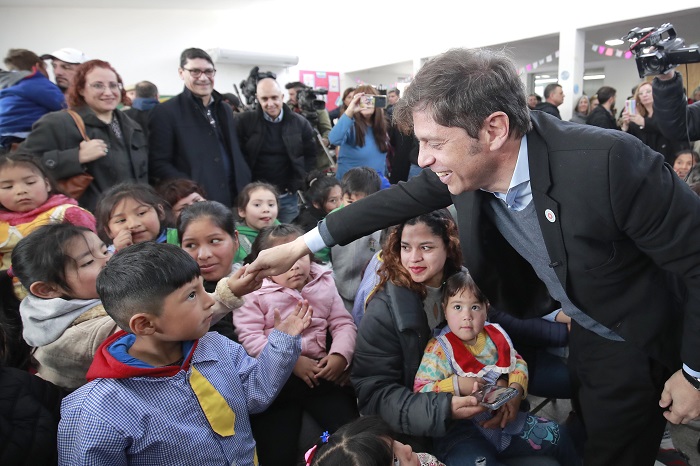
[40,48,88,64]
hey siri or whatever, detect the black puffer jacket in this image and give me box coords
[0,367,65,466]
[351,281,452,453]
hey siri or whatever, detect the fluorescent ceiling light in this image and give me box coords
[605,39,625,46]
[535,78,558,84]
[535,74,551,79]
[583,74,606,80]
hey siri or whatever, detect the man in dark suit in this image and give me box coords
[246,48,700,466]
[148,48,250,206]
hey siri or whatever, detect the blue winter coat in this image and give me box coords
[0,70,65,136]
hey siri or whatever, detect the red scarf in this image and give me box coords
[438,323,515,377]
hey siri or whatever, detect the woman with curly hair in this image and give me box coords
[350,209,467,456]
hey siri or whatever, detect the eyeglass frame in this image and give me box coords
[87,82,124,92]
[182,67,217,78]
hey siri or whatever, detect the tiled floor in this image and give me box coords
[527,395,700,465]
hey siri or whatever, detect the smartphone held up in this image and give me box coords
[359,94,387,109]
[625,99,636,115]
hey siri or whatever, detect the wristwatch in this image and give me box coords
[682,368,700,391]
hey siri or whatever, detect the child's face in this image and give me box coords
[172,192,205,219]
[153,276,216,341]
[392,440,420,466]
[107,197,163,243]
[0,164,51,212]
[321,185,342,214]
[181,217,238,282]
[445,288,487,346]
[269,236,311,292]
[238,188,278,230]
[63,232,112,300]
[673,153,694,179]
[342,191,366,206]
[399,222,448,288]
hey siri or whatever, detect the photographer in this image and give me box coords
[286,81,333,171]
[653,70,700,143]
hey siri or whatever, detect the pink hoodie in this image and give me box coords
[234,262,356,365]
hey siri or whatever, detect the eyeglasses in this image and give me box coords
[88,82,123,92]
[183,68,216,78]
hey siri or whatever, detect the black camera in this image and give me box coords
[297,86,328,113]
[623,23,700,78]
[239,66,277,106]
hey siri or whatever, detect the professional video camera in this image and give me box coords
[239,66,277,107]
[623,23,700,78]
[294,85,328,124]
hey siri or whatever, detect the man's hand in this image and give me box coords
[226,265,261,297]
[656,69,676,82]
[294,356,322,388]
[316,354,347,383]
[244,236,310,282]
[659,369,700,424]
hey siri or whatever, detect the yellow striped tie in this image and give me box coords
[189,366,236,437]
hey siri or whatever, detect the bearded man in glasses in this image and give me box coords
[149,47,251,207]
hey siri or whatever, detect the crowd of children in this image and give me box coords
[8,148,698,465]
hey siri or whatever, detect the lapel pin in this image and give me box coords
[545,209,556,223]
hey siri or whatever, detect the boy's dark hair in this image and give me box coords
[310,415,393,466]
[285,81,304,90]
[12,223,94,294]
[97,242,201,331]
[178,200,236,239]
[179,48,214,68]
[0,152,61,209]
[442,270,490,308]
[340,167,381,197]
[388,87,400,97]
[95,182,167,243]
[304,170,341,209]
[244,223,309,265]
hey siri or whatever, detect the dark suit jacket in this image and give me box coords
[148,88,251,206]
[324,112,700,371]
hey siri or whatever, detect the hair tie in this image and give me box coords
[309,177,319,187]
[304,431,330,465]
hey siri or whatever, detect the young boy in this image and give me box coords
[414,271,581,466]
[331,166,384,311]
[57,242,311,466]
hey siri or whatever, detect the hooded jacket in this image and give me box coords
[0,68,65,137]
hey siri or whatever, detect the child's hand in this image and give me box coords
[457,376,485,396]
[274,300,312,337]
[226,265,261,297]
[293,356,322,388]
[498,384,524,428]
[315,354,347,383]
[112,229,133,251]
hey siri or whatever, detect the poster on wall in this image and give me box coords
[299,70,341,111]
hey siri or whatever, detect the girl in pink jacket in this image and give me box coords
[234,223,359,466]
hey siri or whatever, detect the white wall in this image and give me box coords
[2,1,699,98]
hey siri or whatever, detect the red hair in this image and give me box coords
[66,59,130,109]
